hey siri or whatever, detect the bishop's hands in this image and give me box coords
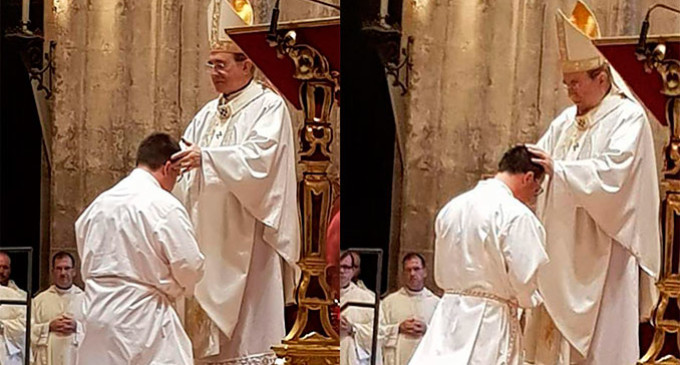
[399,318,427,337]
[49,314,77,335]
[525,144,554,177]
[172,138,202,173]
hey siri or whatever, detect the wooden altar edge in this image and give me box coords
[225,17,340,111]
[226,17,340,34]
[593,35,680,126]
[594,35,680,45]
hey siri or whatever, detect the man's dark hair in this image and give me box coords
[340,250,359,268]
[340,250,363,282]
[498,145,545,180]
[402,252,426,268]
[136,133,181,170]
[52,251,75,268]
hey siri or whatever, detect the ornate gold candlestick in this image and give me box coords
[269,24,340,365]
[226,16,340,364]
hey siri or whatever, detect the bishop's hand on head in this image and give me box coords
[171,138,202,173]
[525,144,554,178]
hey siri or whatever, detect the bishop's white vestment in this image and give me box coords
[173,80,300,364]
[524,89,660,365]
[31,285,84,365]
[381,287,439,365]
[409,178,548,365]
[341,282,383,365]
[0,285,26,365]
[75,168,205,365]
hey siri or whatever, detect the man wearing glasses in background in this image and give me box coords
[171,0,300,363]
[340,251,383,365]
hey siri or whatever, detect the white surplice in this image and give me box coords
[174,80,300,363]
[409,178,548,365]
[381,287,439,365]
[341,282,383,365]
[75,168,205,365]
[31,285,84,365]
[0,285,26,365]
[524,89,660,365]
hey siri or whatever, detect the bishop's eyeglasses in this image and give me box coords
[205,61,228,73]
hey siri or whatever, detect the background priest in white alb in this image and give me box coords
[0,284,26,365]
[171,0,300,363]
[523,2,661,364]
[381,252,439,365]
[75,132,205,365]
[31,251,84,365]
[340,251,383,365]
[409,146,549,365]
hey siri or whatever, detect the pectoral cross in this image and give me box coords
[216,131,223,139]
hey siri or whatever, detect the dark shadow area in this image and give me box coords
[341,0,398,295]
[1,0,46,294]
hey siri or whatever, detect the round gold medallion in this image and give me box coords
[575,116,589,131]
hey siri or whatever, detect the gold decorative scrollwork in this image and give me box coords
[666,141,680,176]
[299,125,332,160]
[640,42,680,98]
[660,60,680,97]
[273,30,333,82]
[644,43,680,98]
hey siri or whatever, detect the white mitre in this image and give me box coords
[556,0,605,73]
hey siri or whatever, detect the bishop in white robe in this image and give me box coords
[409,147,549,365]
[523,3,660,364]
[174,78,300,363]
[75,134,205,365]
[525,88,659,365]
[172,3,300,362]
[31,285,84,365]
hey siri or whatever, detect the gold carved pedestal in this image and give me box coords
[639,41,680,365]
[269,29,340,365]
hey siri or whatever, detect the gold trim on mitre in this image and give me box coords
[556,0,605,73]
[570,1,600,38]
[208,0,253,53]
